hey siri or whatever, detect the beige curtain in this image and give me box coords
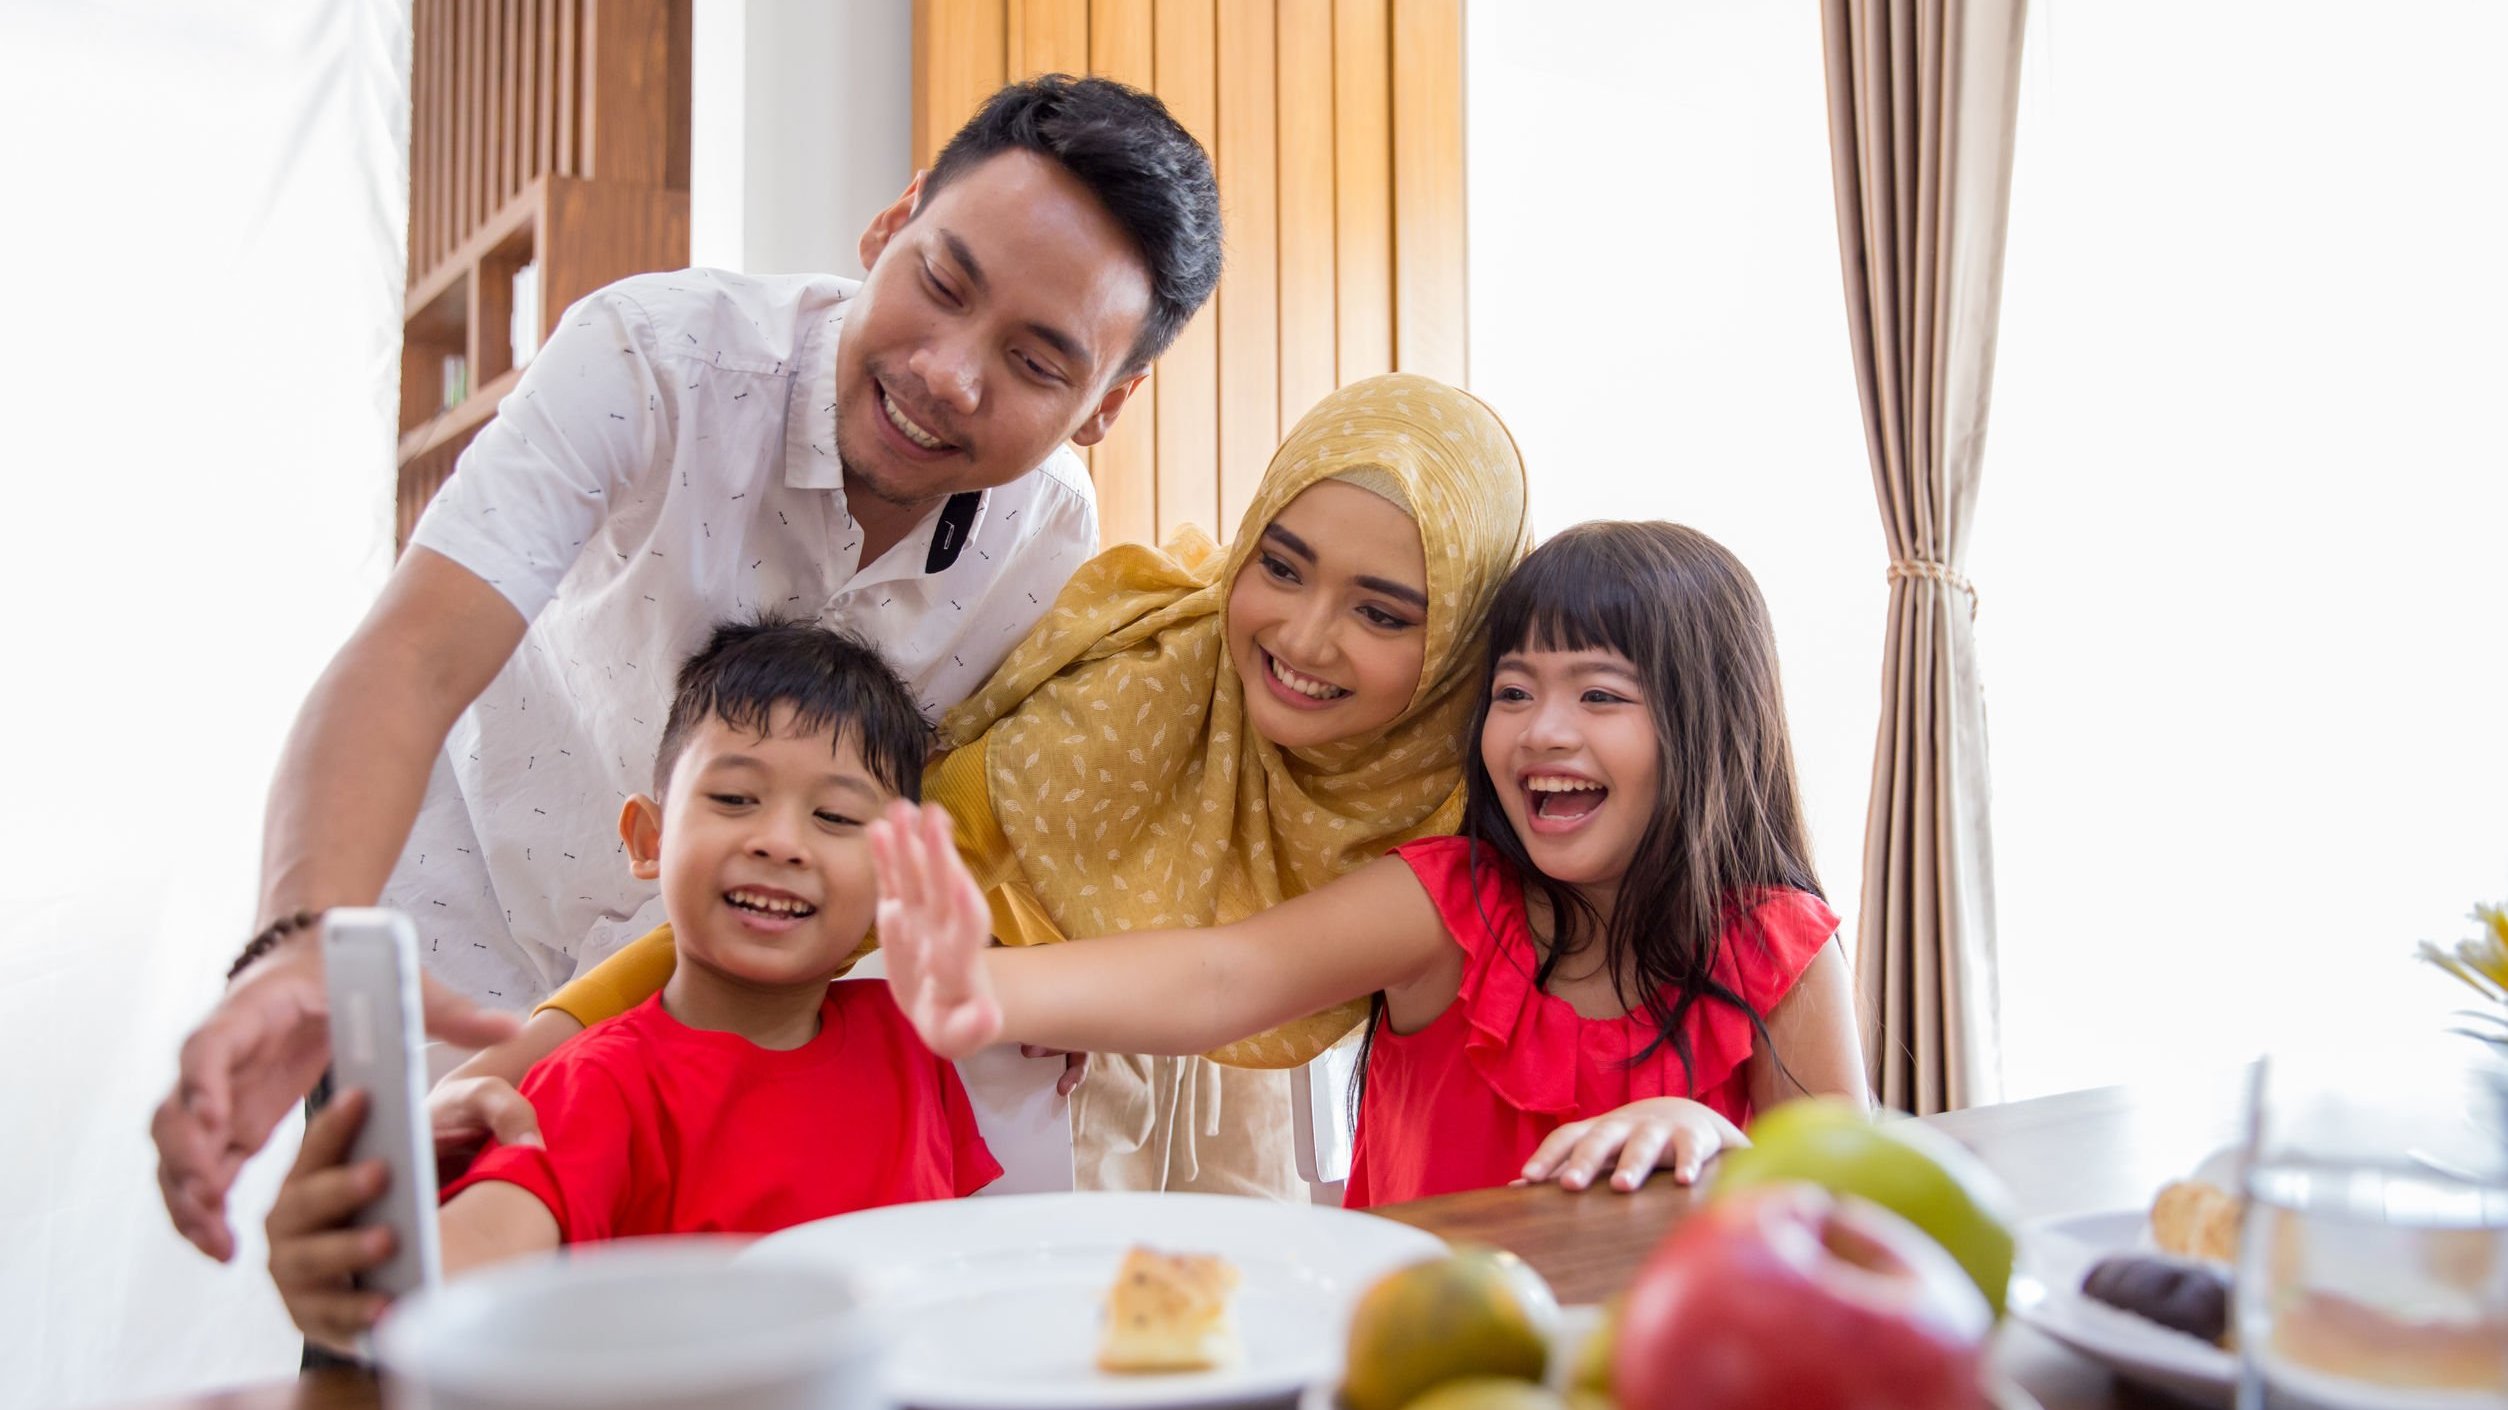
[1821,0,2027,1113]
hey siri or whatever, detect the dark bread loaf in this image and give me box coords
[2081,1254,2231,1346]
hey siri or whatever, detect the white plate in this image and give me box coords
[2008,1208,2235,1408]
[743,1191,1447,1410]
[2014,1208,2506,1410]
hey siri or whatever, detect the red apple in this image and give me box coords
[1613,1183,1992,1410]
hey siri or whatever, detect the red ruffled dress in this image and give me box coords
[1342,836,1839,1209]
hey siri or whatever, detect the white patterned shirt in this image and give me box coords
[394,269,1097,1004]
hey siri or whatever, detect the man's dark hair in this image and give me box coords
[654,617,931,803]
[923,73,1222,374]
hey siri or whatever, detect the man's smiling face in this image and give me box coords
[833,150,1155,514]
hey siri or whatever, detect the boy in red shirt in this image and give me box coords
[265,619,998,1352]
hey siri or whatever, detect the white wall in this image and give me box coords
[0,11,922,1401]
[1465,1,1884,973]
[1466,0,2508,1102]
[0,3,409,1406]
[691,0,913,277]
[1976,0,2508,1096]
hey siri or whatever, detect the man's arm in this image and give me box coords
[155,547,532,1262]
[259,545,528,930]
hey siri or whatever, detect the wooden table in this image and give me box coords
[1380,1068,2251,1410]
[113,1072,2250,1410]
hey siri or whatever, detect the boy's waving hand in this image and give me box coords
[870,801,1007,1060]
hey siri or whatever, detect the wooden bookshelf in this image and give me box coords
[396,0,692,551]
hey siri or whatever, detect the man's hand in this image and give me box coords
[869,800,1005,1060]
[152,946,520,1262]
[426,1074,543,1186]
[264,1088,396,1356]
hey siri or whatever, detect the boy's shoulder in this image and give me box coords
[532,995,676,1083]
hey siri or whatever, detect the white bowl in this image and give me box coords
[376,1237,882,1410]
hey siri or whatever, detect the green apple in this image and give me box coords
[1567,1298,1618,1398]
[1712,1098,2017,1317]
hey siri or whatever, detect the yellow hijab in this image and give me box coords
[938,374,1532,1067]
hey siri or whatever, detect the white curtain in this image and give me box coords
[0,3,408,1406]
[1977,0,2508,1099]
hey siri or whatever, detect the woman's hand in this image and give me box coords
[869,801,1005,1060]
[1519,1097,1747,1192]
[264,1088,397,1355]
[1018,1046,1091,1096]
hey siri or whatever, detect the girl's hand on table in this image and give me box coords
[1518,1097,1746,1192]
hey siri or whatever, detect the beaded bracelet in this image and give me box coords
[226,909,321,983]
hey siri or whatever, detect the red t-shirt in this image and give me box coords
[443,981,1000,1242]
[1343,836,1838,1209]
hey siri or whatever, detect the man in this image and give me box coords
[154,75,1221,1261]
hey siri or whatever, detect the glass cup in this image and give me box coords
[2235,1041,2508,1410]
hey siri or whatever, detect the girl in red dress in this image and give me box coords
[872,521,1870,1207]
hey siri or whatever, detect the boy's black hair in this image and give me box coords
[653,617,930,802]
[923,74,1222,374]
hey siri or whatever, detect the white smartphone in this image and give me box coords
[320,908,443,1302]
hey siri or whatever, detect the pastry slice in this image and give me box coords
[1097,1246,1243,1373]
[2150,1179,2242,1263]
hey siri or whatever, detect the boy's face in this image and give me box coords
[624,709,897,990]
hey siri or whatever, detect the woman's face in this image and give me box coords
[1225,480,1431,750]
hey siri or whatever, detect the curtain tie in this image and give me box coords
[1887,558,1979,619]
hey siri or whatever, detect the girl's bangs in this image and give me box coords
[1486,537,1650,664]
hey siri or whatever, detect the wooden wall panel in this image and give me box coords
[1390,0,1465,385]
[1334,0,1393,385]
[1276,0,1337,441]
[909,0,1464,550]
[1087,0,1160,550]
[1213,0,1278,532]
[496,0,514,208]
[537,0,557,181]
[1009,1,1097,477]
[398,0,692,549]
[915,0,1010,168]
[583,0,672,184]
[556,0,578,177]
[1009,0,1091,79]
[1151,0,1221,544]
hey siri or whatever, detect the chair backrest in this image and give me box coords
[1291,1035,1363,1193]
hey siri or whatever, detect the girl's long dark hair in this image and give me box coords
[1347,522,1824,1130]
[1467,521,1823,1087]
